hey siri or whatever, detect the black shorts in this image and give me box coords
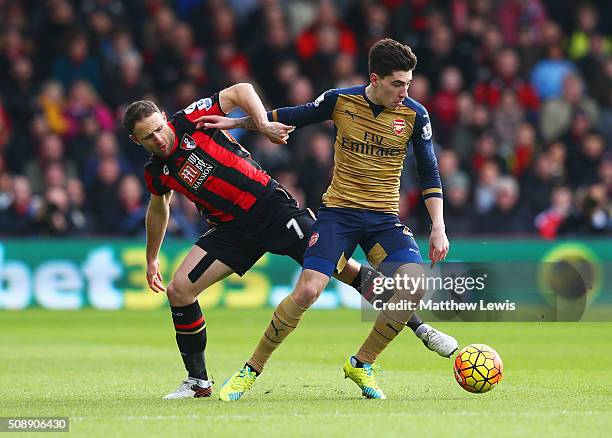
[195,185,315,275]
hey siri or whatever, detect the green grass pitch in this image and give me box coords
[1,309,611,437]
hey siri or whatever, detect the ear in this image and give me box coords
[370,72,379,87]
[161,111,167,121]
[129,134,140,145]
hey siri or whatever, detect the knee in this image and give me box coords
[395,264,426,301]
[166,278,194,306]
[292,282,322,308]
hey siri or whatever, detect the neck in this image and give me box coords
[364,84,383,106]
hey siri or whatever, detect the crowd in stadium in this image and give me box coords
[0,0,610,238]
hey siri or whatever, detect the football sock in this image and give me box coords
[350,356,365,368]
[407,313,423,332]
[247,295,306,374]
[171,302,208,380]
[351,265,423,333]
[355,291,415,364]
[351,265,394,305]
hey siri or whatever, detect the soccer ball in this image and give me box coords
[453,344,503,393]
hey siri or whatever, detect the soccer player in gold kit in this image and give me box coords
[198,39,452,400]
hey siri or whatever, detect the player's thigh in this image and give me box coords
[303,207,362,276]
[170,245,235,298]
[334,258,361,285]
[361,219,422,276]
[196,226,265,276]
[274,207,316,266]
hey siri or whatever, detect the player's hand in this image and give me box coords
[429,225,449,268]
[146,258,165,293]
[194,114,239,130]
[259,121,295,144]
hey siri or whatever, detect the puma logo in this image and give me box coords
[271,320,284,338]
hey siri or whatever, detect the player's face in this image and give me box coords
[372,70,413,109]
[130,112,175,158]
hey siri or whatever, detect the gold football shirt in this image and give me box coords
[271,85,442,213]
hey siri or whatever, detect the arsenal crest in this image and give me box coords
[308,232,319,248]
[393,119,406,135]
[181,133,196,150]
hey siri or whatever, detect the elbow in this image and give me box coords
[234,82,254,93]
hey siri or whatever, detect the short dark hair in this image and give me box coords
[368,38,417,78]
[123,100,161,135]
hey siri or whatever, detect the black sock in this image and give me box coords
[351,355,365,368]
[245,362,260,376]
[170,302,208,380]
[351,265,394,306]
[407,313,423,332]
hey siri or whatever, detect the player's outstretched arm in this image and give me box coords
[145,191,173,293]
[216,83,295,144]
[195,87,338,139]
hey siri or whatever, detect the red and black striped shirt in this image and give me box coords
[144,94,272,223]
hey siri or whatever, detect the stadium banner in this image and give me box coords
[0,239,611,313]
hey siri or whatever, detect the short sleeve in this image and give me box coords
[144,159,170,196]
[180,93,226,126]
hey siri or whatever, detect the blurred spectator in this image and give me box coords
[0,28,34,90]
[38,81,69,136]
[105,52,152,110]
[559,184,610,234]
[522,152,562,215]
[540,73,598,142]
[419,25,464,92]
[83,131,132,187]
[294,0,357,71]
[567,132,606,188]
[509,122,538,177]
[444,173,474,235]
[430,66,462,143]
[475,47,539,112]
[250,133,291,176]
[86,156,124,233]
[24,134,77,194]
[408,74,430,108]
[37,186,77,235]
[0,175,37,235]
[117,174,146,235]
[496,0,548,46]
[35,0,78,78]
[166,194,205,239]
[478,176,534,234]
[567,4,611,61]
[535,186,573,239]
[66,177,93,234]
[531,44,576,101]
[474,160,501,214]
[451,102,490,163]
[53,30,101,92]
[2,57,38,168]
[493,90,525,148]
[298,131,333,209]
[249,15,295,107]
[471,133,506,175]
